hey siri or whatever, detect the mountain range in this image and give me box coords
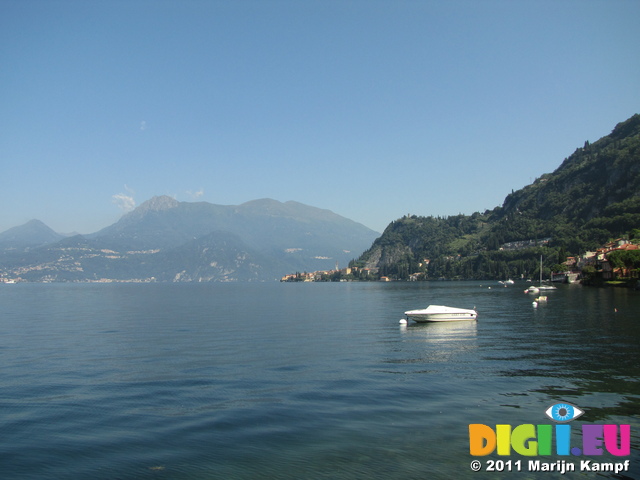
[0,198,379,282]
[3,114,638,283]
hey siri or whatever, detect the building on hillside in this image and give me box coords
[571,239,639,281]
[600,243,639,280]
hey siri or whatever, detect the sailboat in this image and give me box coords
[538,256,557,290]
[527,256,556,292]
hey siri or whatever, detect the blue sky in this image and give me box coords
[2,0,639,235]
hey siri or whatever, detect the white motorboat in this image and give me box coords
[404,305,478,323]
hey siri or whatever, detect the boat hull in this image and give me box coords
[404,305,478,323]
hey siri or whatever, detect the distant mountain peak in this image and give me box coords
[137,195,179,212]
[23,219,50,229]
[0,218,63,248]
[112,195,181,226]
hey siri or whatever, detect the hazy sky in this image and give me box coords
[2,0,639,234]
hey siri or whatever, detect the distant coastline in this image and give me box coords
[281,236,640,287]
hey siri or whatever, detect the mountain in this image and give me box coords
[151,231,273,282]
[352,114,640,280]
[0,198,379,282]
[90,196,377,266]
[0,219,64,250]
[491,113,640,246]
[90,196,374,255]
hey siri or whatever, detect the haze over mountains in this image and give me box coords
[0,198,379,282]
[3,114,639,283]
[0,219,65,249]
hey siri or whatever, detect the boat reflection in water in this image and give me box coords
[399,319,478,363]
[401,318,477,339]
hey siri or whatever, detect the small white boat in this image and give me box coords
[404,305,478,323]
[532,295,548,308]
[530,256,557,291]
[526,286,540,294]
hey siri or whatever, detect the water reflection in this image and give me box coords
[400,320,477,341]
[389,321,479,369]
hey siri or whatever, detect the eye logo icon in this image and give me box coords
[545,402,584,423]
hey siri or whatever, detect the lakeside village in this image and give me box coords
[280,238,640,286]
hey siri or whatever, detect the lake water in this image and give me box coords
[0,281,638,479]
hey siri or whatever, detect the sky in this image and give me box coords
[1,0,639,235]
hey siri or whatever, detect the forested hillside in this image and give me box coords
[352,114,640,280]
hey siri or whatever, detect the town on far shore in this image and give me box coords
[280,237,640,286]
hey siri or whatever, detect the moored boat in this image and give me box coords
[526,256,556,293]
[404,305,478,323]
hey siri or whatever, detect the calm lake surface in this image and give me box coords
[0,281,638,479]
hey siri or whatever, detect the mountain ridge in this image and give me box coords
[0,198,379,282]
[351,113,640,280]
